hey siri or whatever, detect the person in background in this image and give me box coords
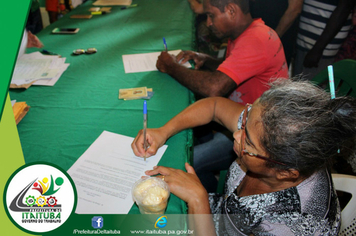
[46,0,73,23]
[249,0,303,67]
[26,0,43,34]
[132,79,355,235]
[293,0,356,80]
[157,0,288,103]
[46,0,59,23]
[188,0,225,56]
[158,0,288,192]
[334,5,356,62]
[58,0,73,18]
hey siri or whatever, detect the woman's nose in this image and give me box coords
[233,130,242,144]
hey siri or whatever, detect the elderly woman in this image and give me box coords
[131,80,356,235]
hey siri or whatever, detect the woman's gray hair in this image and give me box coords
[258,79,356,177]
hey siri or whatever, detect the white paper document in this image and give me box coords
[122,50,192,73]
[11,52,69,86]
[11,58,58,82]
[67,131,168,214]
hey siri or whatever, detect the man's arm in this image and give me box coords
[304,0,356,68]
[274,0,303,37]
[166,66,237,97]
[176,50,224,71]
[157,52,236,97]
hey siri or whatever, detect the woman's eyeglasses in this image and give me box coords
[240,104,287,166]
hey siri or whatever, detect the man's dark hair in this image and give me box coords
[209,0,250,14]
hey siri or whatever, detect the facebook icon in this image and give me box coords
[92,216,104,229]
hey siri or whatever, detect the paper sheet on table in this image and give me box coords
[11,58,59,83]
[93,0,132,6]
[122,50,192,73]
[11,52,69,87]
[33,63,69,86]
[67,131,168,214]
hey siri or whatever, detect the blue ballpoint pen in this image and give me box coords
[143,101,148,161]
[163,37,168,52]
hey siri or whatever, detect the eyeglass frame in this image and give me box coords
[240,104,287,166]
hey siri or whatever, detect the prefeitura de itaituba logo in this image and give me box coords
[4,163,76,234]
[11,176,63,220]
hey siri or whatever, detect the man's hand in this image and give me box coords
[27,31,43,48]
[156,51,179,73]
[176,50,208,69]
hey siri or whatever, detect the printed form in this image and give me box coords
[67,131,167,214]
[11,52,69,86]
[122,50,191,73]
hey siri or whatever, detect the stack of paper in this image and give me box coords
[10,52,69,88]
[12,101,30,124]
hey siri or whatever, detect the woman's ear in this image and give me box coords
[276,169,300,181]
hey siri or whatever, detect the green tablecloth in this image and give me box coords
[10,0,195,215]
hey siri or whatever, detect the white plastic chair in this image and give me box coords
[332,173,356,235]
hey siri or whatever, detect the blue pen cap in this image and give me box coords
[143,100,147,114]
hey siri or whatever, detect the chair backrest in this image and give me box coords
[332,173,356,235]
[217,170,228,194]
[312,59,356,98]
